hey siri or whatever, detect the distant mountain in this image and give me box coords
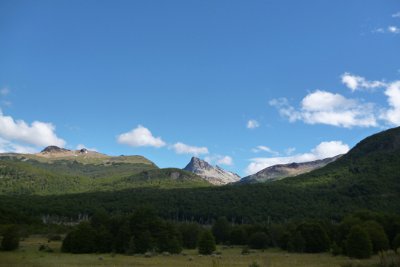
[1,145,155,166]
[241,155,342,183]
[0,146,210,195]
[183,157,240,185]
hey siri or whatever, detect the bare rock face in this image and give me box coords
[240,155,342,183]
[183,157,240,185]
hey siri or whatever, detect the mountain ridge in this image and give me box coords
[241,155,342,183]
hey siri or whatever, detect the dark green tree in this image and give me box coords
[297,222,330,253]
[198,231,216,255]
[362,221,389,253]
[230,226,248,245]
[248,232,269,249]
[1,225,19,251]
[135,230,153,253]
[212,217,231,244]
[179,223,201,249]
[156,222,182,254]
[94,226,113,253]
[61,222,97,253]
[346,226,372,259]
[287,231,305,253]
[113,221,131,253]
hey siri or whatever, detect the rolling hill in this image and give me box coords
[0,146,211,195]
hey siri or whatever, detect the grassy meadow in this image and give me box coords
[0,236,384,267]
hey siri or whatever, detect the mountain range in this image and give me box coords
[0,126,399,222]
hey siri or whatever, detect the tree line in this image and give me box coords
[43,210,400,258]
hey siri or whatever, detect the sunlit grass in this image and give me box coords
[0,236,382,267]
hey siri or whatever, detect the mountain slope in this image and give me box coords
[183,157,240,185]
[0,147,210,195]
[241,155,341,183]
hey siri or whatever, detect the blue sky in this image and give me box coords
[0,0,399,176]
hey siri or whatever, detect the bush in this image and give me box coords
[1,225,19,251]
[61,222,97,253]
[198,231,216,255]
[230,226,248,245]
[287,231,305,253]
[297,222,330,253]
[362,221,389,253]
[346,226,372,259]
[179,223,201,249]
[248,232,269,249]
[331,242,342,256]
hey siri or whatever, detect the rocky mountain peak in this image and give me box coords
[183,157,240,185]
[41,146,70,153]
[185,157,213,171]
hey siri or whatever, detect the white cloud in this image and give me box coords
[393,12,400,18]
[245,141,349,175]
[0,138,37,154]
[216,156,233,166]
[171,142,209,155]
[269,98,302,122]
[0,88,9,96]
[381,81,400,126]
[388,26,400,34]
[76,144,97,152]
[0,111,66,147]
[117,125,166,148]
[341,73,386,91]
[270,91,377,128]
[247,119,260,129]
[252,145,279,155]
[205,154,234,166]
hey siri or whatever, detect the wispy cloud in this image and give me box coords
[388,26,400,34]
[247,119,260,129]
[341,73,386,91]
[392,12,400,18]
[205,154,234,166]
[0,88,9,96]
[252,145,279,155]
[171,142,209,156]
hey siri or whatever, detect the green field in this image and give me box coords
[0,236,382,267]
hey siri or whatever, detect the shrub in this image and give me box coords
[346,226,372,259]
[179,223,201,249]
[362,221,389,253]
[297,222,330,253]
[198,231,216,255]
[1,225,19,251]
[230,226,248,245]
[287,231,305,253]
[248,232,269,249]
